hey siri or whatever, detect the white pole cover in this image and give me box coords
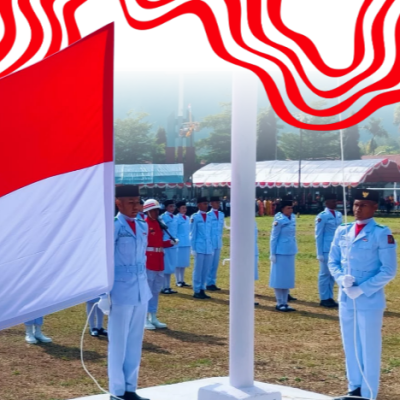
[229,71,258,388]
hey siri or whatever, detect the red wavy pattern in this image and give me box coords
[117,0,400,131]
[0,0,88,78]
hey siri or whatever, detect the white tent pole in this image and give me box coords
[229,71,258,388]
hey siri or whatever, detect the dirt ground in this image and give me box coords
[1,215,399,400]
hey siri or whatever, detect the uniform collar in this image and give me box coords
[355,217,373,225]
[325,207,336,215]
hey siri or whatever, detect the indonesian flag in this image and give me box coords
[0,24,114,330]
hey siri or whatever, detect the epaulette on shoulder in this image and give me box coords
[376,224,386,229]
[114,217,118,221]
[320,211,326,214]
[137,218,146,223]
[340,222,353,226]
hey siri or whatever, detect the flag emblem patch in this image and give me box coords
[388,235,395,244]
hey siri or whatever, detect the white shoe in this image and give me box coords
[145,315,156,330]
[25,326,38,344]
[34,325,52,343]
[150,313,167,329]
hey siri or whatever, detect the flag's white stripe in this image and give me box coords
[0,162,114,330]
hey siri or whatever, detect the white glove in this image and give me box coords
[270,255,276,263]
[343,275,356,288]
[171,238,179,246]
[343,286,363,300]
[222,258,230,266]
[317,255,324,262]
[98,296,111,316]
[191,250,196,256]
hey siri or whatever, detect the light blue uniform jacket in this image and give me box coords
[208,210,224,250]
[161,212,178,274]
[111,213,152,306]
[176,213,190,246]
[315,208,342,255]
[270,212,298,255]
[161,212,178,240]
[190,211,213,254]
[328,219,397,310]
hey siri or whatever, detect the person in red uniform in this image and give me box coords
[143,199,178,330]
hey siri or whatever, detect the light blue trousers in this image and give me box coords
[340,305,383,399]
[193,253,213,293]
[86,300,104,330]
[108,303,147,396]
[147,270,164,314]
[207,248,222,286]
[318,252,335,300]
[25,317,44,326]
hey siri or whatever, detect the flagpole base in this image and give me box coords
[198,382,281,400]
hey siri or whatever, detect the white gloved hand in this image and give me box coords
[343,286,363,300]
[343,275,356,288]
[171,238,179,246]
[191,250,196,256]
[98,296,111,316]
[270,255,276,263]
[317,255,324,262]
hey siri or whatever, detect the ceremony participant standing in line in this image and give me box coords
[86,297,107,337]
[175,201,191,287]
[161,200,179,294]
[138,199,146,221]
[98,185,151,400]
[24,317,52,344]
[315,193,342,308]
[144,199,176,330]
[206,196,224,291]
[329,189,397,400]
[191,196,214,299]
[269,195,298,312]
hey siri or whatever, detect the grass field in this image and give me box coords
[1,215,400,400]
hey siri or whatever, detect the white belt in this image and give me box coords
[147,247,164,253]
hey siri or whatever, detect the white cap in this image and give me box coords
[143,199,160,212]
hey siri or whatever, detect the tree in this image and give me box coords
[196,103,231,163]
[257,107,277,161]
[393,103,400,132]
[279,101,340,160]
[114,112,164,164]
[156,127,167,145]
[343,123,361,160]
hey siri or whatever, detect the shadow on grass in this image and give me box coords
[154,327,226,346]
[143,341,171,354]
[40,343,104,361]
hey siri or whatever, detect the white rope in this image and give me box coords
[80,302,124,400]
[337,78,374,400]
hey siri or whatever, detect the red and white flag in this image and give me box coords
[0,24,114,330]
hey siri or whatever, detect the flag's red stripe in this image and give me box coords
[0,24,114,197]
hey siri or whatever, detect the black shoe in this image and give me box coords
[90,328,99,337]
[288,294,297,302]
[275,304,296,312]
[320,298,338,308]
[98,327,108,337]
[200,289,211,299]
[176,282,183,287]
[333,387,366,400]
[124,392,150,400]
[110,395,125,400]
[254,302,259,306]
[193,292,203,299]
[168,288,177,294]
[206,284,221,291]
[181,281,191,287]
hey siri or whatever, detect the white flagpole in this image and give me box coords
[229,71,258,388]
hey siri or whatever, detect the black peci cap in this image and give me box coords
[197,196,209,204]
[324,193,337,201]
[210,196,220,202]
[164,200,174,207]
[176,201,186,209]
[115,185,139,198]
[281,195,293,208]
[354,189,379,202]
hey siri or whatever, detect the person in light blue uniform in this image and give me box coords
[315,193,342,308]
[86,297,107,337]
[24,317,52,344]
[160,200,179,294]
[206,196,225,291]
[329,189,397,400]
[98,185,151,400]
[191,196,214,299]
[175,201,191,287]
[269,195,298,312]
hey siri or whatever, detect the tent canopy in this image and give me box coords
[115,164,184,187]
[192,159,400,188]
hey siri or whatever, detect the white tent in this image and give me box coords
[192,159,400,188]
